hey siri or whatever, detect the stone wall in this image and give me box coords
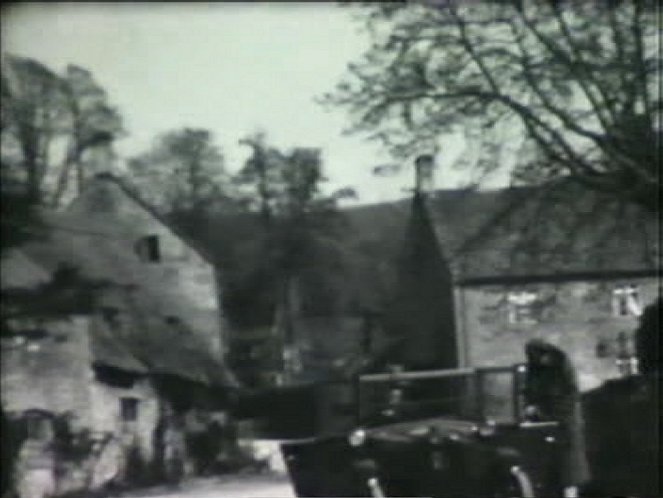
[89,377,160,462]
[1,316,94,421]
[67,177,226,358]
[456,277,659,391]
[1,314,165,491]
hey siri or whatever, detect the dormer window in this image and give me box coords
[506,290,539,324]
[134,235,161,263]
[612,285,641,317]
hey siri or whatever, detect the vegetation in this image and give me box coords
[324,1,659,213]
[127,128,231,218]
[1,54,123,206]
[225,132,356,326]
[1,54,123,256]
[0,53,357,358]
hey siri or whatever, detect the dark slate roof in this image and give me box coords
[14,210,237,387]
[74,173,218,265]
[21,210,139,286]
[345,183,659,285]
[1,279,147,375]
[91,317,148,374]
[120,305,238,386]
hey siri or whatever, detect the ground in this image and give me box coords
[110,473,296,498]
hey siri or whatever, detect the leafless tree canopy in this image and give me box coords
[324,1,660,212]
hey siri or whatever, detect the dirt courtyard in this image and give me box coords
[110,472,296,498]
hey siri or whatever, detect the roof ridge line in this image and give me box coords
[76,173,218,265]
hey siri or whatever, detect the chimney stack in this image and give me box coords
[414,154,435,195]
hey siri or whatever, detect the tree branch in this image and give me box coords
[515,5,613,131]
[445,5,599,178]
[508,19,605,144]
[630,0,654,123]
[549,3,619,122]
[607,3,634,106]
[506,17,653,185]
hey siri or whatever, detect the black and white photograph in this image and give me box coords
[1,2,660,498]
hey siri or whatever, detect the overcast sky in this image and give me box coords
[2,2,481,204]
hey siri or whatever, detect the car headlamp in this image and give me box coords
[477,420,497,438]
[349,428,367,447]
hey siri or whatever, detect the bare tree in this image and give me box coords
[323,1,659,213]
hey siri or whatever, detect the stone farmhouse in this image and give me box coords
[1,173,237,495]
[343,181,660,392]
[224,180,659,395]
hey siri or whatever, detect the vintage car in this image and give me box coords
[282,364,566,498]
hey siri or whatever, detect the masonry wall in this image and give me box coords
[67,179,225,359]
[1,316,94,421]
[457,277,659,391]
[90,377,160,462]
[1,313,170,491]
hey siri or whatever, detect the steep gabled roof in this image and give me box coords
[20,210,139,286]
[71,172,218,265]
[1,277,146,375]
[345,183,659,285]
[8,210,236,388]
[90,317,148,374]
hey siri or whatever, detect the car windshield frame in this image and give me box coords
[355,364,526,426]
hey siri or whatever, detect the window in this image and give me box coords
[134,235,161,263]
[595,338,612,358]
[120,397,139,422]
[506,291,539,324]
[612,285,641,317]
[615,331,638,376]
